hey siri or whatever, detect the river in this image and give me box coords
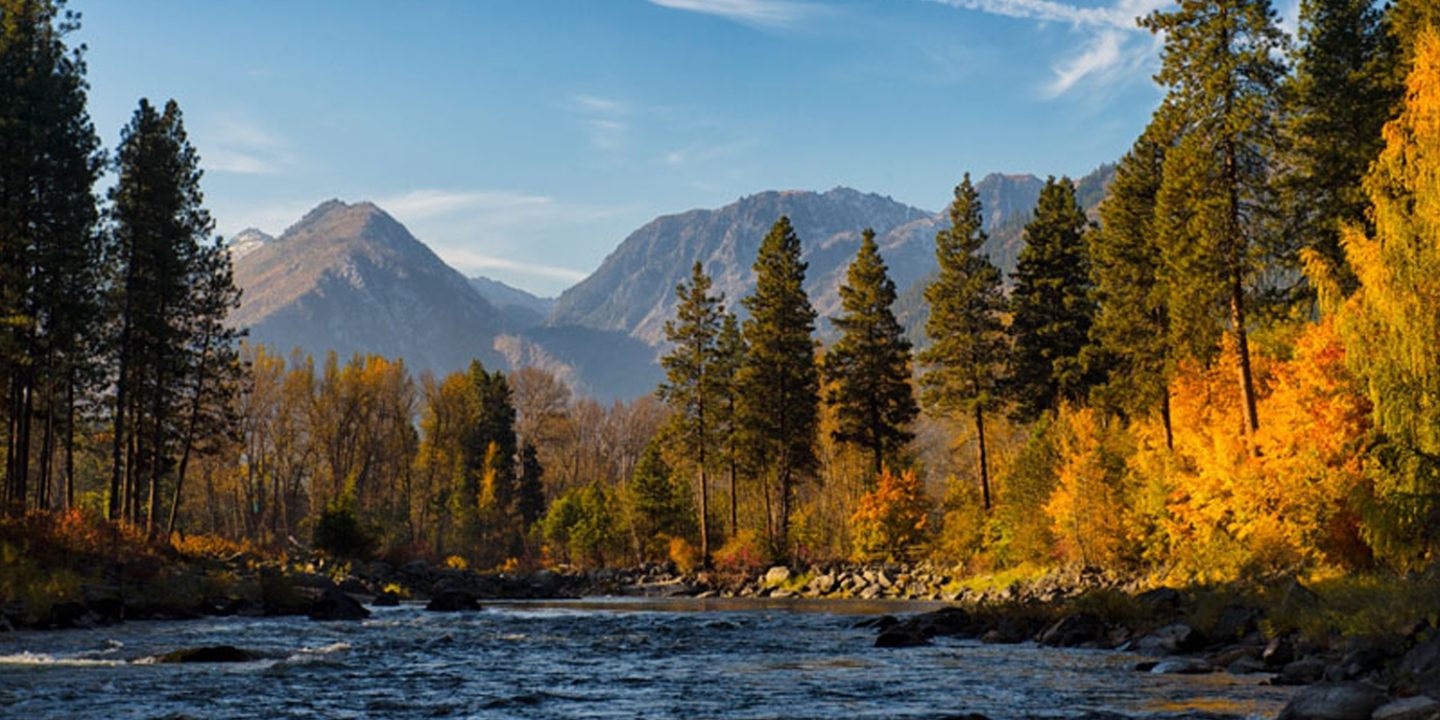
[0,598,1294,719]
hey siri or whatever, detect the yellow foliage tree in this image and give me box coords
[1325,28,1440,567]
[1045,406,1137,569]
[851,467,932,562]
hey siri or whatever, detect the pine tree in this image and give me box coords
[1280,0,1402,292]
[0,0,103,512]
[516,442,545,527]
[1008,177,1097,421]
[1088,128,1175,448]
[738,216,819,557]
[1325,28,1440,566]
[658,261,723,564]
[466,360,517,513]
[918,174,1008,511]
[824,228,918,479]
[108,98,218,531]
[165,236,245,535]
[713,309,746,540]
[1142,0,1289,437]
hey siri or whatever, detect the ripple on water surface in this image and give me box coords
[0,597,1294,719]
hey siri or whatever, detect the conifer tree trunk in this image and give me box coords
[975,406,991,511]
[65,374,75,510]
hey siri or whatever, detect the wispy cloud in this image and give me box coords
[200,115,298,176]
[381,189,551,220]
[647,0,817,27]
[924,0,1168,98]
[662,139,753,167]
[376,187,634,288]
[566,94,631,152]
[436,248,589,283]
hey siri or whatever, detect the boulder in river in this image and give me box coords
[156,645,261,663]
[309,587,370,621]
[372,590,401,607]
[1132,623,1205,655]
[875,625,930,648]
[1276,682,1387,720]
[1039,612,1107,648]
[425,590,481,612]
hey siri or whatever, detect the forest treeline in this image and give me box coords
[4,0,1440,583]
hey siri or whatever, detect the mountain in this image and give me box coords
[548,171,1095,346]
[227,228,274,261]
[549,187,935,344]
[232,199,508,373]
[230,200,657,400]
[469,275,555,329]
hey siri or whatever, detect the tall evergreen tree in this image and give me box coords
[824,228,918,479]
[1142,0,1289,437]
[1008,177,1097,421]
[0,0,103,512]
[658,261,723,565]
[516,442,546,527]
[108,98,220,531]
[713,309,745,540]
[466,360,517,513]
[1088,128,1175,448]
[1280,0,1402,293]
[738,216,819,557]
[918,174,1008,511]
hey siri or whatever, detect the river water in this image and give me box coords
[0,598,1293,719]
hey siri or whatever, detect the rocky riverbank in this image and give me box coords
[5,554,1436,720]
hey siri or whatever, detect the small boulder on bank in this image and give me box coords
[308,587,370,621]
[1276,682,1388,720]
[371,590,401,607]
[425,590,481,612]
[156,645,261,663]
[1132,623,1205,655]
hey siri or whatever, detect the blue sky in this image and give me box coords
[70,0,1298,296]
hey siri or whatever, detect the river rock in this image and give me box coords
[1133,623,1205,655]
[1147,658,1214,675]
[1396,630,1440,693]
[875,625,930,648]
[1372,696,1440,720]
[1264,636,1296,667]
[1276,683,1387,720]
[808,574,837,595]
[1275,656,1330,686]
[1135,586,1184,612]
[906,607,974,638]
[425,590,481,612]
[1039,612,1107,648]
[309,587,370,621]
[372,590,400,607]
[763,566,791,586]
[156,645,261,663]
[1210,604,1261,643]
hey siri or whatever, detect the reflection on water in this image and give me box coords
[0,597,1293,719]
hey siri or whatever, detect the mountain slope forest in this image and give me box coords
[3,0,1440,593]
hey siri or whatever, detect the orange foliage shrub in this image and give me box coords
[851,467,932,561]
[1143,321,1372,579]
[713,529,772,578]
